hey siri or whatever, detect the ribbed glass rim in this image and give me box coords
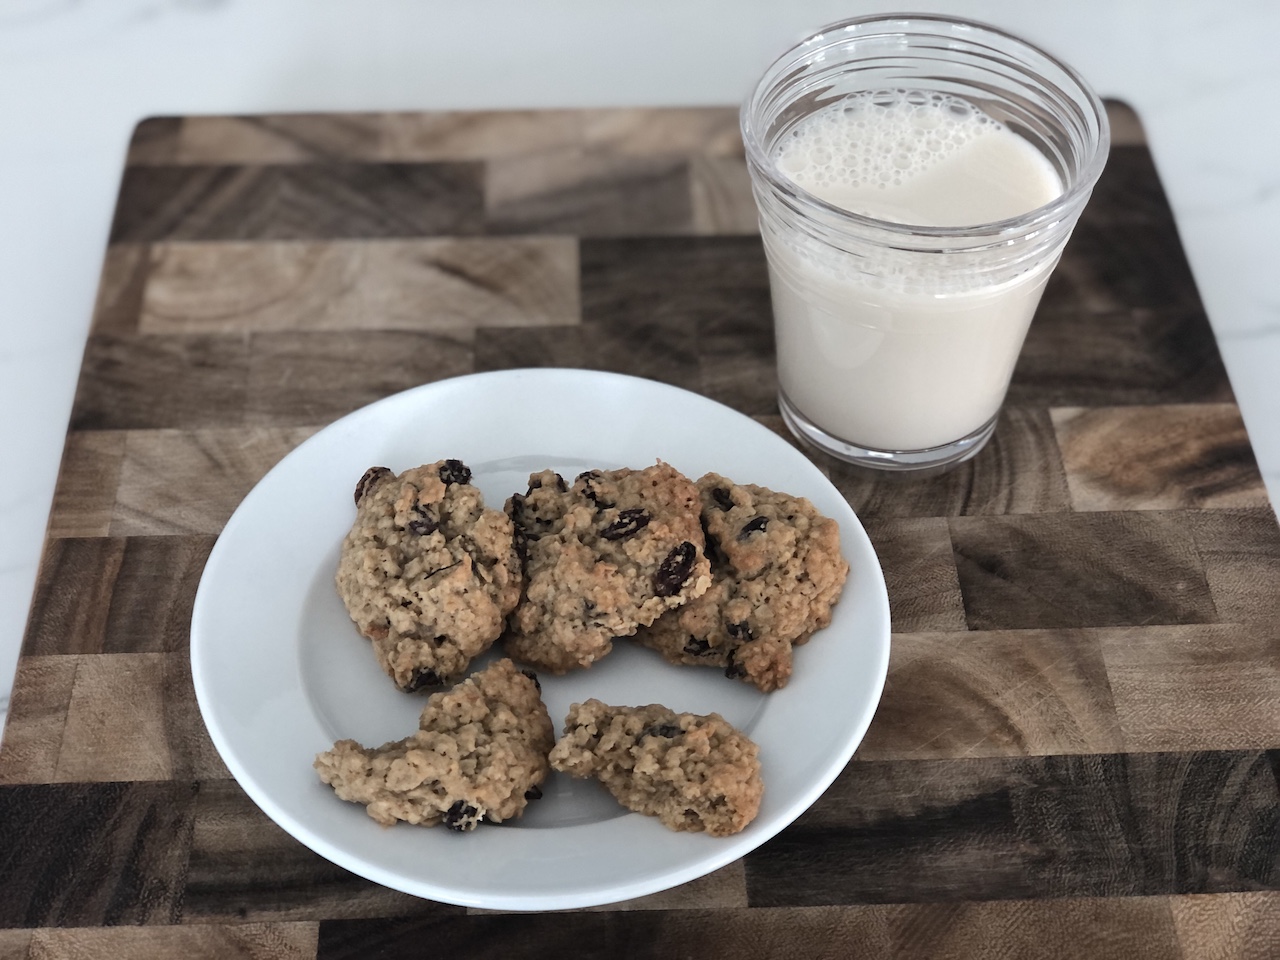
[741,13,1111,241]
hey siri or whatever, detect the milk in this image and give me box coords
[767,91,1064,452]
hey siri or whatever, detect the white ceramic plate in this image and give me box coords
[191,368,890,911]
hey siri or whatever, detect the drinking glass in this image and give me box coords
[741,15,1110,472]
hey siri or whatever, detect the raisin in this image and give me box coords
[711,487,734,511]
[555,473,568,492]
[701,519,727,566]
[601,508,650,541]
[512,526,529,567]
[404,667,443,691]
[443,800,482,831]
[354,466,392,505]
[684,636,714,657]
[726,621,754,641]
[520,668,541,692]
[640,722,682,739]
[577,470,615,509]
[739,516,769,539]
[724,649,748,681]
[654,541,696,597]
[508,492,528,525]
[524,784,543,800]
[408,516,438,536]
[438,459,472,486]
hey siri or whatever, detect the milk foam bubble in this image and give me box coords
[775,90,1061,227]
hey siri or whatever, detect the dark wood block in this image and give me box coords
[473,325,590,373]
[950,512,1217,630]
[22,539,122,656]
[1012,751,1280,898]
[1044,220,1204,315]
[245,330,472,426]
[586,314,701,393]
[581,236,770,329]
[464,862,746,915]
[109,163,485,242]
[749,752,1043,906]
[1080,145,1180,227]
[485,152,692,236]
[1187,508,1280,624]
[830,408,1072,519]
[745,750,1279,906]
[318,914,658,960]
[0,781,196,927]
[1011,307,1231,408]
[23,537,214,656]
[475,321,700,393]
[319,900,1184,960]
[684,240,775,412]
[699,322,777,417]
[861,517,967,632]
[577,237,770,393]
[70,334,249,430]
[182,780,448,922]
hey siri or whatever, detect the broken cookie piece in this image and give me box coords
[549,699,763,837]
[314,658,553,829]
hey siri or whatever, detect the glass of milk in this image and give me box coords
[742,15,1109,472]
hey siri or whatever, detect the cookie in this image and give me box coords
[335,459,522,691]
[633,472,849,692]
[314,658,553,829]
[503,462,712,673]
[549,699,763,837]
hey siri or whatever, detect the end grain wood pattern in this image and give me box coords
[1,102,1277,960]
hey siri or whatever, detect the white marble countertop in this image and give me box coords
[2,0,1278,729]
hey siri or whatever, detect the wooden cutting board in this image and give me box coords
[0,102,1276,960]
